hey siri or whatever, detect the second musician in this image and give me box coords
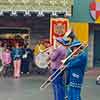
[49,38,68,100]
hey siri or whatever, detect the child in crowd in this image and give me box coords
[2,47,12,77]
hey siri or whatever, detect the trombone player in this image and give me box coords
[48,37,69,100]
[64,40,87,100]
[63,28,77,99]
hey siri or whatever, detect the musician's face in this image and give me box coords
[65,45,69,49]
[67,37,72,43]
[56,41,61,47]
[73,46,80,55]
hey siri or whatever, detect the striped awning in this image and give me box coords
[0,0,73,16]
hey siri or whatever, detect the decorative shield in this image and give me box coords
[35,52,49,69]
[90,1,100,20]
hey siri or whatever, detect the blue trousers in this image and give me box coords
[65,69,70,98]
[68,86,81,100]
[21,59,29,73]
[65,85,69,99]
[51,69,65,100]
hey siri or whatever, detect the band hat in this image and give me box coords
[56,38,64,44]
[63,28,76,42]
[62,38,70,46]
[63,28,72,40]
[56,38,70,46]
[70,40,81,48]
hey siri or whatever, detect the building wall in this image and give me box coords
[0,16,50,48]
[0,0,95,68]
[71,23,88,44]
[70,0,93,22]
[69,0,94,68]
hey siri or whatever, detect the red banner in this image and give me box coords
[50,18,69,45]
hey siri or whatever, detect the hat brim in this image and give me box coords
[63,43,70,46]
[56,38,70,46]
[62,39,70,46]
[70,43,81,48]
[56,38,64,44]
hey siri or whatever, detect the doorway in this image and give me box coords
[0,27,30,47]
[94,30,100,67]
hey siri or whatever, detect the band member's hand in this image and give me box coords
[47,57,50,62]
[60,65,65,70]
[48,64,51,69]
[61,59,65,64]
[48,77,51,81]
[50,46,55,52]
[48,62,51,70]
[45,47,53,55]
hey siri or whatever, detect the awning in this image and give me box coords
[0,0,73,16]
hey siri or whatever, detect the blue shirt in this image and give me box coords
[12,48,23,60]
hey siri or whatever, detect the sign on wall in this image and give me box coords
[0,0,72,16]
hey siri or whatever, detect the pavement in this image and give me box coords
[0,68,100,100]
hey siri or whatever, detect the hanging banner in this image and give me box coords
[50,18,69,45]
[0,0,72,15]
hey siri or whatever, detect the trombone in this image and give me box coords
[40,43,88,90]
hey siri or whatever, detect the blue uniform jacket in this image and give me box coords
[66,51,87,88]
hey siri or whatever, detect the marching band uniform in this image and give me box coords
[63,29,74,99]
[65,40,87,100]
[62,39,72,99]
[49,38,66,100]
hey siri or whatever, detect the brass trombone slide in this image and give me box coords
[40,44,88,90]
[39,45,54,53]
